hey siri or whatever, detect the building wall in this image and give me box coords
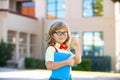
[0,0,9,9]
[0,12,4,40]
[0,11,8,42]
[7,14,39,33]
[6,13,43,59]
[0,0,10,41]
[0,10,43,68]
[0,0,118,71]
[42,0,116,71]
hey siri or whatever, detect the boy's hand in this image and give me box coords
[71,37,80,46]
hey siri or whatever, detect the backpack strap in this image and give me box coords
[52,46,58,52]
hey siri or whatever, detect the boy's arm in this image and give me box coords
[46,56,74,70]
[71,37,82,64]
[74,43,82,64]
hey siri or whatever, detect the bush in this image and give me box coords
[82,56,111,72]
[0,40,14,66]
[25,57,46,69]
[72,59,92,71]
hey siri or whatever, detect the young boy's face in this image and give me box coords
[53,28,68,44]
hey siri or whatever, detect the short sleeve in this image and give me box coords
[45,46,55,63]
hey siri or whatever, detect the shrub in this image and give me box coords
[25,57,46,69]
[82,56,111,72]
[0,40,14,66]
[72,59,92,71]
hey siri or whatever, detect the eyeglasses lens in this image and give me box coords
[55,31,68,36]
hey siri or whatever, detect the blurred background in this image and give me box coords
[0,0,120,79]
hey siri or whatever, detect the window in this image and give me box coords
[22,2,35,17]
[83,0,103,17]
[83,32,104,56]
[30,34,36,57]
[8,31,16,44]
[47,0,65,19]
[19,33,27,58]
[8,31,37,58]
[7,31,16,60]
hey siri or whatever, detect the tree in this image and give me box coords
[0,40,15,66]
[94,0,103,16]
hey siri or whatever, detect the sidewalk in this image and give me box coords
[0,67,120,80]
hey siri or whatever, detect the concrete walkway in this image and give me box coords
[0,67,120,80]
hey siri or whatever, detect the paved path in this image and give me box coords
[0,67,120,80]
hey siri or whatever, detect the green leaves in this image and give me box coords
[0,40,15,66]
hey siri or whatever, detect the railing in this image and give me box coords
[82,56,111,72]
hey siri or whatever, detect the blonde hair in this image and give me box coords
[47,21,70,46]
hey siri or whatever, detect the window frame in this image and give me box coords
[21,1,35,17]
[82,0,103,18]
[82,31,104,56]
[46,0,66,19]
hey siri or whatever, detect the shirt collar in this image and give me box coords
[55,42,61,48]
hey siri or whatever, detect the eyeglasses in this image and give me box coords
[54,31,68,36]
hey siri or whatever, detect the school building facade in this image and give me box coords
[0,0,120,72]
